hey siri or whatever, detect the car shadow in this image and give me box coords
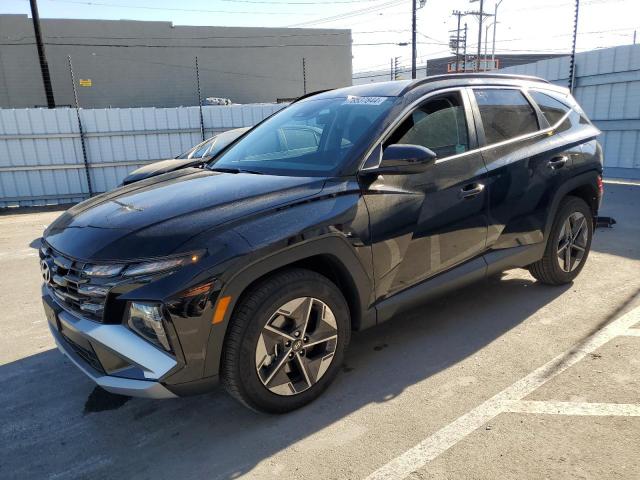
[0,274,571,480]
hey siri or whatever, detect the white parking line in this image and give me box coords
[364,306,640,480]
[507,400,640,417]
[622,329,640,337]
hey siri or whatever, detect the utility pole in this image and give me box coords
[484,23,492,71]
[633,30,637,45]
[463,23,468,72]
[568,0,580,92]
[491,0,504,67]
[29,0,55,108]
[468,0,493,72]
[450,10,464,72]
[476,0,484,72]
[390,58,394,80]
[394,56,401,80]
[411,0,427,79]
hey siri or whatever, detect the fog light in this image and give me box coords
[127,302,171,352]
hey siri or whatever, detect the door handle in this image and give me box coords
[459,183,485,199]
[547,155,568,169]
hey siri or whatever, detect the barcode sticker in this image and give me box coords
[344,96,387,105]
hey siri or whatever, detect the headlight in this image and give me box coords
[84,264,124,277]
[127,302,172,352]
[123,252,203,277]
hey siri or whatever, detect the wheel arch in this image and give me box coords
[544,170,601,241]
[202,235,375,378]
[565,182,599,217]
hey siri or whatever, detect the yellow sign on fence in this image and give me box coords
[79,79,92,87]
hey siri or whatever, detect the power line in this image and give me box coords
[1,41,352,48]
[191,0,382,3]
[285,0,405,27]
[0,31,347,42]
[46,0,318,15]
[78,51,305,83]
[3,32,353,42]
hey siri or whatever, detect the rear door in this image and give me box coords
[469,86,572,252]
[362,88,489,300]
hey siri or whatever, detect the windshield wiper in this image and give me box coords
[208,167,264,175]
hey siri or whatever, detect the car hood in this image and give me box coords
[122,158,202,185]
[44,168,326,261]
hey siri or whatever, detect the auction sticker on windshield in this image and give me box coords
[344,96,388,105]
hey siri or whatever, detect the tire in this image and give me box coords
[221,268,351,413]
[528,195,593,285]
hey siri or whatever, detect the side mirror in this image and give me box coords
[363,144,437,175]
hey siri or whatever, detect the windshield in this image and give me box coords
[210,96,395,176]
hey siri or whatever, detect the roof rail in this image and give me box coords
[401,73,550,95]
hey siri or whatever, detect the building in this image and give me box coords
[0,15,352,108]
[353,54,565,85]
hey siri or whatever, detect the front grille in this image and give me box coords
[61,333,105,373]
[40,243,117,322]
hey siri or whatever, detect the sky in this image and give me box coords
[3,0,639,73]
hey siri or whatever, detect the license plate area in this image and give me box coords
[43,295,62,330]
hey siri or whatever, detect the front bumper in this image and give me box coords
[44,289,178,399]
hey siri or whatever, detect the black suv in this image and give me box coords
[40,74,603,412]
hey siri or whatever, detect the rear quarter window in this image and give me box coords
[473,89,539,144]
[529,90,571,126]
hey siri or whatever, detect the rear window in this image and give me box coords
[474,89,539,144]
[529,90,571,126]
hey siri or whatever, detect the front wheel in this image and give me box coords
[528,195,593,285]
[221,268,350,413]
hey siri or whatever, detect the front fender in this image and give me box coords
[202,234,375,378]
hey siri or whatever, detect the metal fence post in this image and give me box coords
[302,58,307,95]
[68,55,94,197]
[195,56,205,141]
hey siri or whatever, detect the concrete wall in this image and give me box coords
[500,44,640,178]
[0,15,352,108]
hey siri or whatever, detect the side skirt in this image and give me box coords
[373,243,545,325]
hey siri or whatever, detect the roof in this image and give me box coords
[308,73,552,102]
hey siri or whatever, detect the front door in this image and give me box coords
[362,89,489,301]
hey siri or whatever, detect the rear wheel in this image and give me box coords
[528,196,593,285]
[221,268,350,413]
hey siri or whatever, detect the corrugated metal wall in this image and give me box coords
[0,103,284,207]
[500,44,640,177]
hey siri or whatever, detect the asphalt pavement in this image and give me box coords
[1,181,639,480]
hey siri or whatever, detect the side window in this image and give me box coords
[473,89,539,144]
[387,92,469,159]
[191,138,217,158]
[529,90,571,126]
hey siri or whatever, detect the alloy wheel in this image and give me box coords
[557,211,589,273]
[255,297,338,396]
